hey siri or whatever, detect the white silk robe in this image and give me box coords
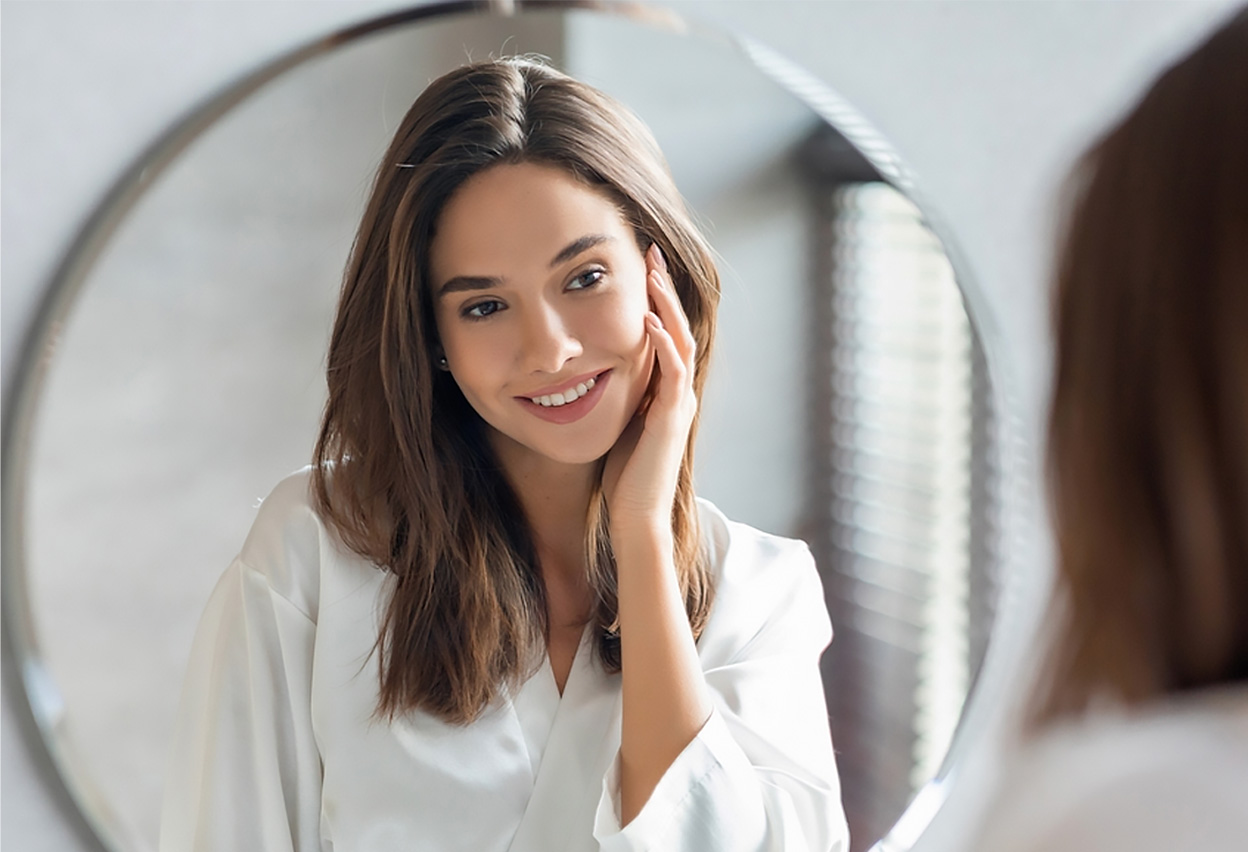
[971,685,1248,852]
[160,469,849,852]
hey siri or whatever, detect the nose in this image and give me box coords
[521,301,582,374]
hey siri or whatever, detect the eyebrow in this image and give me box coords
[437,234,615,298]
[550,234,612,268]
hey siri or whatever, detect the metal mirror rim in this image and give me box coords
[0,2,1035,850]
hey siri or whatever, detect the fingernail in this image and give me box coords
[655,245,669,272]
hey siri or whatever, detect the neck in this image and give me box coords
[490,431,598,610]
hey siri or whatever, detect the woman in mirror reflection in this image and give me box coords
[160,57,848,852]
[975,8,1248,851]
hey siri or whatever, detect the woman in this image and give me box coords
[161,58,848,852]
[975,9,1248,851]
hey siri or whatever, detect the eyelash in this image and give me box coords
[567,267,605,291]
[459,267,605,320]
[463,300,503,320]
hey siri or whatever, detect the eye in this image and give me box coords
[463,299,504,319]
[566,268,605,291]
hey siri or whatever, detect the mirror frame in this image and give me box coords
[0,2,1036,850]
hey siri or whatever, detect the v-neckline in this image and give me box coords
[548,626,589,697]
[511,624,591,781]
[545,624,590,698]
[506,623,622,852]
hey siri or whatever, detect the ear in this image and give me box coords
[432,344,451,372]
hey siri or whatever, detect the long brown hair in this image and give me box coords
[312,58,719,724]
[1033,8,1248,726]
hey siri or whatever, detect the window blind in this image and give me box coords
[805,182,999,850]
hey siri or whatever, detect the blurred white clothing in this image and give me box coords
[160,468,849,852]
[973,683,1248,851]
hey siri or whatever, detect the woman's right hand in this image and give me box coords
[602,244,697,543]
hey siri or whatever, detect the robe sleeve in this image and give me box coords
[159,557,326,852]
[591,533,848,852]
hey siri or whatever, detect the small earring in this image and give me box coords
[437,355,450,371]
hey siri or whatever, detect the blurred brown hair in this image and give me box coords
[1034,8,1248,726]
[312,58,720,724]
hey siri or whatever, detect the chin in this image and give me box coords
[528,431,619,466]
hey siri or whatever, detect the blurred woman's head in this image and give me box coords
[1038,8,1248,724]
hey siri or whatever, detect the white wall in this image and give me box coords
[4,2,1240,850]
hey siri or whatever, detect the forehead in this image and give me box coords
[430,162,633,278]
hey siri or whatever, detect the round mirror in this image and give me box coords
[2,3,1015,851]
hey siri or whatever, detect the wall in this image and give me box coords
[3,2,1239,850]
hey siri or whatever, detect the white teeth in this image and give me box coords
[531,375,597,407]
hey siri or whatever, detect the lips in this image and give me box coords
[521,369,607,401]
[528,375,597,408]
[518,370,611,424]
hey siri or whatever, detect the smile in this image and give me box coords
[530,376,596,407]
[518,370,611,424]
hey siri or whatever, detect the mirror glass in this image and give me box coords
[19,6,1001,851]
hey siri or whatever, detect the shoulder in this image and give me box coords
[234,466,334,621]
[978,686,1248,851]
[697,498,820,594]
[696,498,831,662]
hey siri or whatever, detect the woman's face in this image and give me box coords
[430,162,655,468]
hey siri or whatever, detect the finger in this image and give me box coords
[646,241,666,274]
[646,311,693,403]
[646,244,676,299]
[645,245,696,369]
[644,244,666,312]
[644,316,696,455]
[647,267,696,365]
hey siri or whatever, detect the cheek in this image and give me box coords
[438,323,510,399]
[590,301,648,361]
[605,275,653,351]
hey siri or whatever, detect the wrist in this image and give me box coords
[610,518,675,561]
